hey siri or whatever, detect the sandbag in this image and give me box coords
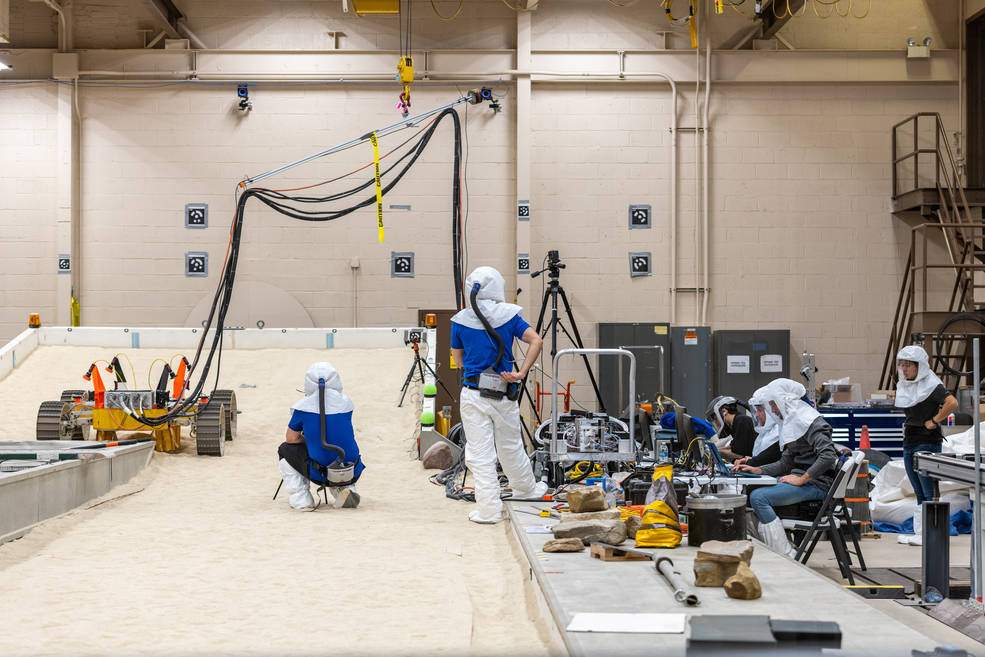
[635,464,682,548]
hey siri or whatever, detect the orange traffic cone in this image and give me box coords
[859,424,871,450]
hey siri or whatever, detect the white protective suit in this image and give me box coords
[894,345,944,409]
[749,385,780,457]
[278,362,358,511]
[753,379,817,559]
[762,379,818,449]
[894,345,946,545]
[452,267,546,524]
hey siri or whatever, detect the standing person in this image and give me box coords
[894,345,958,546]
[277,362,365,511]
[451,266,547,524]
[733,379,839,558]
[706,396,757,461]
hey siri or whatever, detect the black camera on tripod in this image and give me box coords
[533,250,566,280]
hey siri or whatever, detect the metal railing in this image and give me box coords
[882,113,982,389]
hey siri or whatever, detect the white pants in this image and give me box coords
[459,387,538,522]
[278,458,315,509]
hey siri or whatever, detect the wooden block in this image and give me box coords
[589,543,652,562]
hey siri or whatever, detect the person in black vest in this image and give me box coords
[706,396,757,461]
[894,345,958,546]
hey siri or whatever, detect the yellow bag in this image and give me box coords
[634,464,682,548]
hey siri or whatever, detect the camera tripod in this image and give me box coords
[528,252,607,415]
[398,341,455,408]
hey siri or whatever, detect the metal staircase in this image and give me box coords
[881,113,985,391]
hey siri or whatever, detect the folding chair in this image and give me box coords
[274,375,361,508]
[781,451,867,584]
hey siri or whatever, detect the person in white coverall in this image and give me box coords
[450,266,548,524]
[277,362,365,511]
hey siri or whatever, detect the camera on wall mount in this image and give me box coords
[237,84,252,112]
[466,87,501,112]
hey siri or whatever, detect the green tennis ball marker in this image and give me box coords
[420,411,435,426]
[423,383,437,397]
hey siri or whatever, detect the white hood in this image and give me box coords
[749,385,780,457]
[895,345,944,408]
[291,362,355,415]
[763,378,819,449]
[451,266,524,330]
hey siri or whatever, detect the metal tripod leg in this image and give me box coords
[397,354,422,407]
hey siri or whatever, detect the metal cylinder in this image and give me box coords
[974,338,982,604]
[655,557,700,606]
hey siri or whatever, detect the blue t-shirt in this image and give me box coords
[288,409,365,483]
[450,314,531,380]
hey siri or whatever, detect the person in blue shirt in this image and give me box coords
[277,361,364,511]
[450,266,547,524]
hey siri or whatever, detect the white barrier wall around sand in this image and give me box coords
[0,326,427,383]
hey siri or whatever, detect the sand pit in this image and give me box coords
[0,345,561,657]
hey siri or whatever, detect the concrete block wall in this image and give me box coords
[0,84,58,342]
[79,83,514,330]
[529,82,957,401]
[0,0,966,403]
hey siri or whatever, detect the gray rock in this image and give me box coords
[565,509,621,522]
[542,538,586,553]
[693,540,755,587]
[552,518,628,546]
[625,515,642,539]
[566,486,608,513]
[421,442,454,470]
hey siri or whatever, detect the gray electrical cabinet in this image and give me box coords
[713,329,791,403]
[670,326,713,415]
[597,322,671,415]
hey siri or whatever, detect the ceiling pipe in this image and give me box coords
[32,0,66,51]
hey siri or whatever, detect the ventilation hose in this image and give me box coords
[470,283,505,371]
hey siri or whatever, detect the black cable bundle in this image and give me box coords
[125,108,467,427]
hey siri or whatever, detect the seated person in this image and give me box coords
[706,396,756,461]
[733,378,838,558]
[733,384,782,467]
[277,362,365,511]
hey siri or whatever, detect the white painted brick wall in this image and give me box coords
[0,83,59,342]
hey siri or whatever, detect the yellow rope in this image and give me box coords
[429,0,464,20]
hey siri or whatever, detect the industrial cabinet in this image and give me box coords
[598,322,671,414]
[713,329,791,404]
[670,326,713,416]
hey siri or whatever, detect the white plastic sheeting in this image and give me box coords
[869,459,970,525]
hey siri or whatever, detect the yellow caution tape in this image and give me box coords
[369,131,383,242]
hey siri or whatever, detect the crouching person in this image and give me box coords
[277,362,365,511]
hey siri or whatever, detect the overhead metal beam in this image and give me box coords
[141,0,182,39]
[0,0,9,44]
[760,0,807,40]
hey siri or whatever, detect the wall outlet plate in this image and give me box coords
[391,251,414,278]
[185,203,208,228]
[185,252,208,277]
[629,252,651,277]
[58,254,71,274]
